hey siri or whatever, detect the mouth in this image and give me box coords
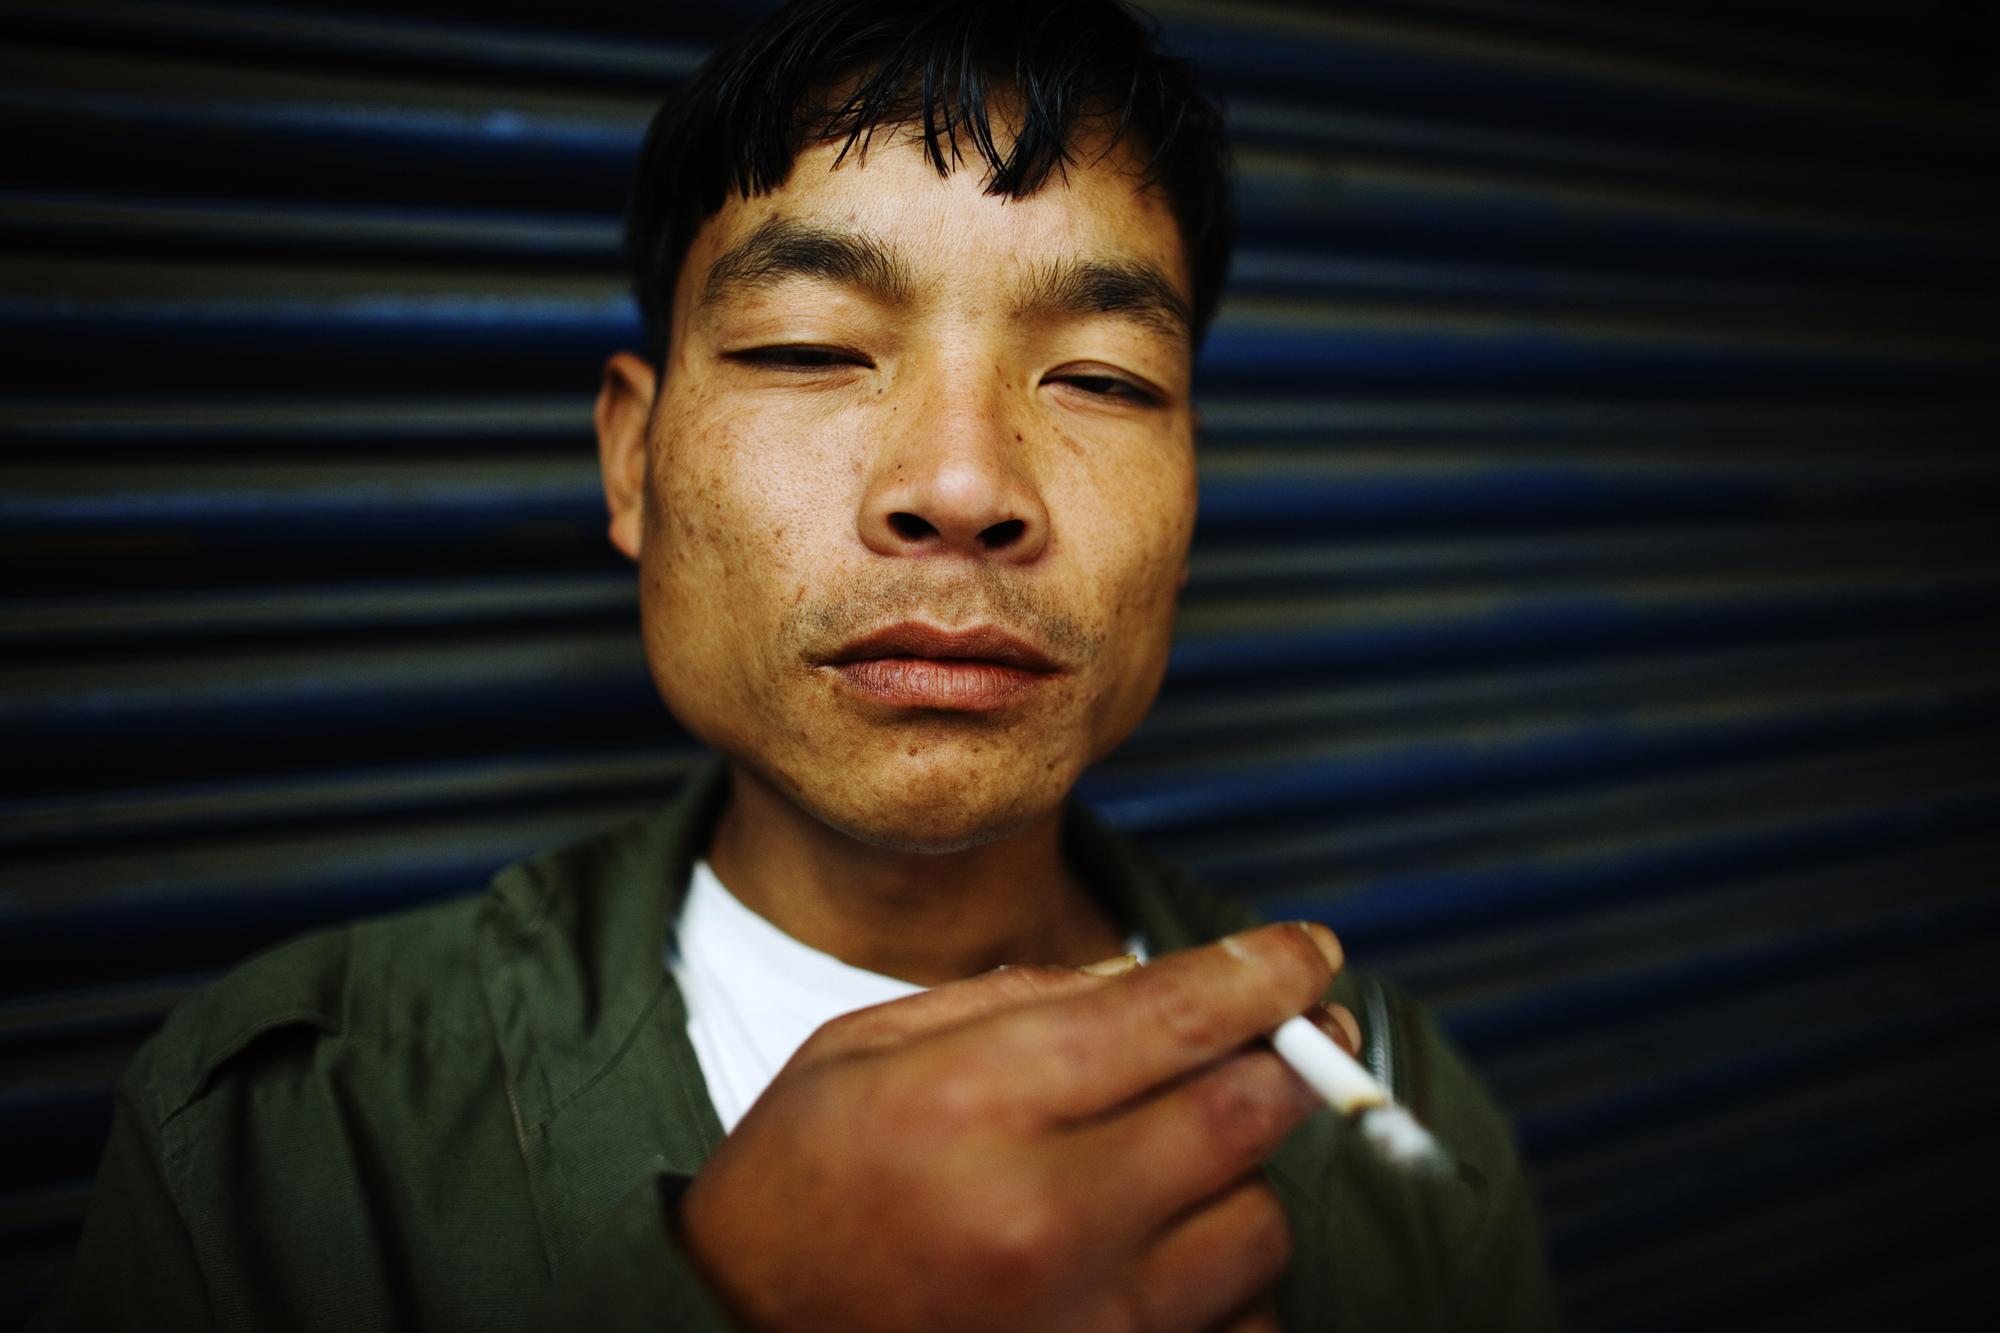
[819,622,1063,712]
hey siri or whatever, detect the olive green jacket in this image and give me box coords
[36,763,1556,1331]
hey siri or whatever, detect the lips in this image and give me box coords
[821,622,1062,711]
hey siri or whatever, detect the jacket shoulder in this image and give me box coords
[130,892,489,1124]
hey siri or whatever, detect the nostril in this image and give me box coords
[888,512,937,542]
[979,518,1026,549]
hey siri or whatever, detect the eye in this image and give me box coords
[726,345,873,370]
[1047,370,1162,407]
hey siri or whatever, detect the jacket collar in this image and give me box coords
[475,758,730,1265]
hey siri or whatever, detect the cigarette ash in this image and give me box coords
[1357,1105,1452,1176]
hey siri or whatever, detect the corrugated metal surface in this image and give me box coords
[3,0,1997,1327]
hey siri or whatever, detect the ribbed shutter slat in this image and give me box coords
[3,1,1995,1327]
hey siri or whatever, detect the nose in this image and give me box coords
[857,375,1051,563]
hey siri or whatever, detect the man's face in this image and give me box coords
[599,126,1198,852]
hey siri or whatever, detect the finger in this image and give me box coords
[990,921,1344,1120]
[1211,1292,1283,1333]
[796,961,1122,1063]
[1066,1046,1320,1236]
[1125,1177,1292,1333]
[1306,1001,1360,1056]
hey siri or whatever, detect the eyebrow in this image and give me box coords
[698,215,1192,344]
[700,217,915,309]
[1012,257,1193,343]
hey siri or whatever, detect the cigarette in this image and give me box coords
[1270,1014,1452,1175]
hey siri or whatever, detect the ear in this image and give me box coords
[595,351,658,562]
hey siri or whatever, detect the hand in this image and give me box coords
[676,921,1351,1333]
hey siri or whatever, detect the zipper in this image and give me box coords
[1356,971,1400,1103]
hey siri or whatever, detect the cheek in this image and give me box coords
[1053,440,1194,707]
[636,398,818,752]
[654,393,774,568]
[667,379,868,517]
[1068,463,1192,762]
[645,388,859,665]
[1088,445,1196,617]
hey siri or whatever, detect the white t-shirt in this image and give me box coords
[666,858,1144,1134]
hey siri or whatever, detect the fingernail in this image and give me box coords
[1080,952,1140,977]
[1297,921,1343,974]
[1322,1002,1362,1054]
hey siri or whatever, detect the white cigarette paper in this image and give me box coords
[1270,1014,1452,1174]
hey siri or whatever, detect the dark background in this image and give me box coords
[4,0,2000,1328]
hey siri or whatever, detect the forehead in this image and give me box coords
[672,129,1192,317]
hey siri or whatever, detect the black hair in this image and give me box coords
[625,0,1233,363]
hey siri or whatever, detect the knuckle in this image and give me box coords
[1033,1009,1097,1072]
[960,1188,1074,1292]
[1145,976,1230,1052]
[919,1064,995,1129]
[1186,1057,1297,1164]
[879,1040,1005,1135]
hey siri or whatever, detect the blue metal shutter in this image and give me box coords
[2,1,1996,1327]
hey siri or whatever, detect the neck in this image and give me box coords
[704,763,1127,986]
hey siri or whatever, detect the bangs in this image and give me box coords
[627,0,1231,360]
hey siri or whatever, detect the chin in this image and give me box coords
[774,737,1078,854]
